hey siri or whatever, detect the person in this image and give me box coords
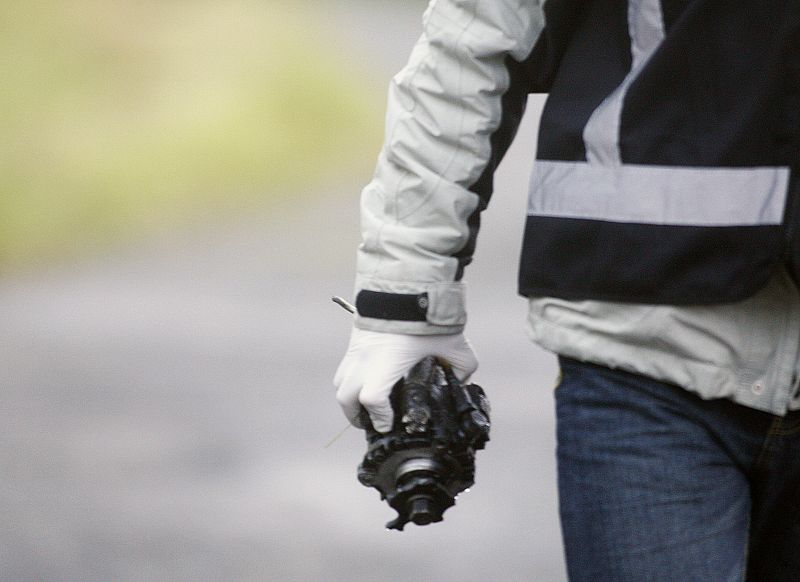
[333,1,800,580]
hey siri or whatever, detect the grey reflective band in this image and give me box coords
[582,0,666,166]
[527,161,790,226]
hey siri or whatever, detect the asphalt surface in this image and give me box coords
[0,2,567,580]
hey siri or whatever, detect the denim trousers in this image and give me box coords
[555,356,800,582]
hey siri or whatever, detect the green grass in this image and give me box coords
[0,0,382,267]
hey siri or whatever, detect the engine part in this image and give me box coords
[357,356,490,531]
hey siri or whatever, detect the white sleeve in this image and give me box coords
[354,0,546,334]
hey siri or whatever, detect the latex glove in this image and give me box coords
[334,328,478,433]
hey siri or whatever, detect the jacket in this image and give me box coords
[353,0,800,335]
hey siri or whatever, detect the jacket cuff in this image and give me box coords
[353,277,467,335]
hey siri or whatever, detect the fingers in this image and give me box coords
[333,330,480,435]
[335,368,399,433]
[420,333,478,381]
[357,380,395,433]
[443,336,479,381]
[359,346,423,432]
[333,333,370,427]
[334,344,406,433]
[334,360,365,429]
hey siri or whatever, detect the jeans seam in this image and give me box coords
[753,417,783,472]
[741,510,750,582]
[773,416,800,436]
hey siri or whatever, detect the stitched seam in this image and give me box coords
[771,418,800,436]
[741,509,750,582]
[753,417,783,472]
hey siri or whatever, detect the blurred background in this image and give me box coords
[1,1,565,580]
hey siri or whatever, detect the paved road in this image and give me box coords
[0,3,566,580]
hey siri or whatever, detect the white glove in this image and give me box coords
[334,328,478,433]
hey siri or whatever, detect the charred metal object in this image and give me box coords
[357,356,490,531]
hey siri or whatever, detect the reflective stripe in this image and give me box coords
[527,160,790,226]
[582,0,666,166]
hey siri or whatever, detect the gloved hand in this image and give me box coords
[334,328,478,433]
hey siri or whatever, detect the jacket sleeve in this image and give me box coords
[354,0,546,334]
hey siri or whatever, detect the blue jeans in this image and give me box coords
[555,356,800,582]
